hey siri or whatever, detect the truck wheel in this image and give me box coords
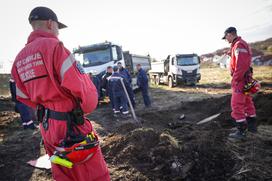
[155,76,160,85]
[168,76,173,88]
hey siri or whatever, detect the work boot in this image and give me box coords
[113,112,121,118]
[121,113,131,119]
[228,121,247,141]
[247,117,257,133]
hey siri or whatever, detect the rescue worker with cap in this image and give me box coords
[222,27,258,140]
[108,66,130,117]
[136,64,151,107]
[11,6,110,180]
[117,62,136,108]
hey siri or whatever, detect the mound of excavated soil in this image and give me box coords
[102,92,272,181]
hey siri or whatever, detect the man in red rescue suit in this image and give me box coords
[11,7,110,180]
[222,27,257,140]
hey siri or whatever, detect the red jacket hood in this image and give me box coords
[27,30,59,44]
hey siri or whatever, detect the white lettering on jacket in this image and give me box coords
[16,52,47,82]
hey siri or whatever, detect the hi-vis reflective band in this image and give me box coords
[109,77,123,80]
[16,86,29,99]
[236,118,246,123]
[122,111,129,114]
[60,54,75,80]
[234,48,248,58]
[22,120,33,125]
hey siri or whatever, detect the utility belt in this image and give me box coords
[36,105,99,168]
[37,105,84,130]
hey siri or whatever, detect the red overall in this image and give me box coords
[230,37,256,122]
[11,30,110,181]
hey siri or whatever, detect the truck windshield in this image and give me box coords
[81,48,112,67]
[177,56,199,66]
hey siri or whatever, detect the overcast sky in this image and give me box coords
[1,0,272,63]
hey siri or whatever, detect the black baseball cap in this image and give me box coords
[222,27,237,39]
[28,6,67,29]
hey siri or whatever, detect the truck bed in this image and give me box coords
[150,61,164,73]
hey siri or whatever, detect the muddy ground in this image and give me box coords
[0,82,272,180]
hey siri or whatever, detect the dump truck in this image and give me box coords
[149,54,201,87]
[73,41,151,90]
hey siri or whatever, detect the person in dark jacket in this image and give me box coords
[117,62,136,108]
[136,64,151,107]
[101,66,114,110]
[9,78,36,129]
[108,66,130,117]
[89,73,101,101]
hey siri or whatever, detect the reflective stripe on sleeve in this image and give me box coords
[60,54,75,80]
[234,48,248,59]
[237,48,248,53]
[16,86,28,99]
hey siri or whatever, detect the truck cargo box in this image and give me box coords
[150,61,164,73]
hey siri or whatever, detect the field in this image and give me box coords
[0,66,272,181]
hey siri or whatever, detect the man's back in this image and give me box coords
[137,68,148,87]
[12,30,97,113]
[11,6,110,181]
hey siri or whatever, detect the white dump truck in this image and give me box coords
[73,41,151,90]
[149,54,201,87]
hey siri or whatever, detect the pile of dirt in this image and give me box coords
[103,124,236,180]
[103,127,183,180]
[102,92,272,180]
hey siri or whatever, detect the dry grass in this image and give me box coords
[199,67,231,85]
[252,66,272,83]
[200,66,272,85]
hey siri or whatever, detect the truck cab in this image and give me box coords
[172,54,201,85]
[73,42,151,90]
[149,54,201,87]
[73,42,124,77]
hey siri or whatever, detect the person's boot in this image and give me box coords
[228,121,247,140]
[247,117,257,133]
[121,112,131,119]
[113,112,120,118]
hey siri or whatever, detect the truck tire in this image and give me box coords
[155,75,160,86]
[168,76,173,88]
